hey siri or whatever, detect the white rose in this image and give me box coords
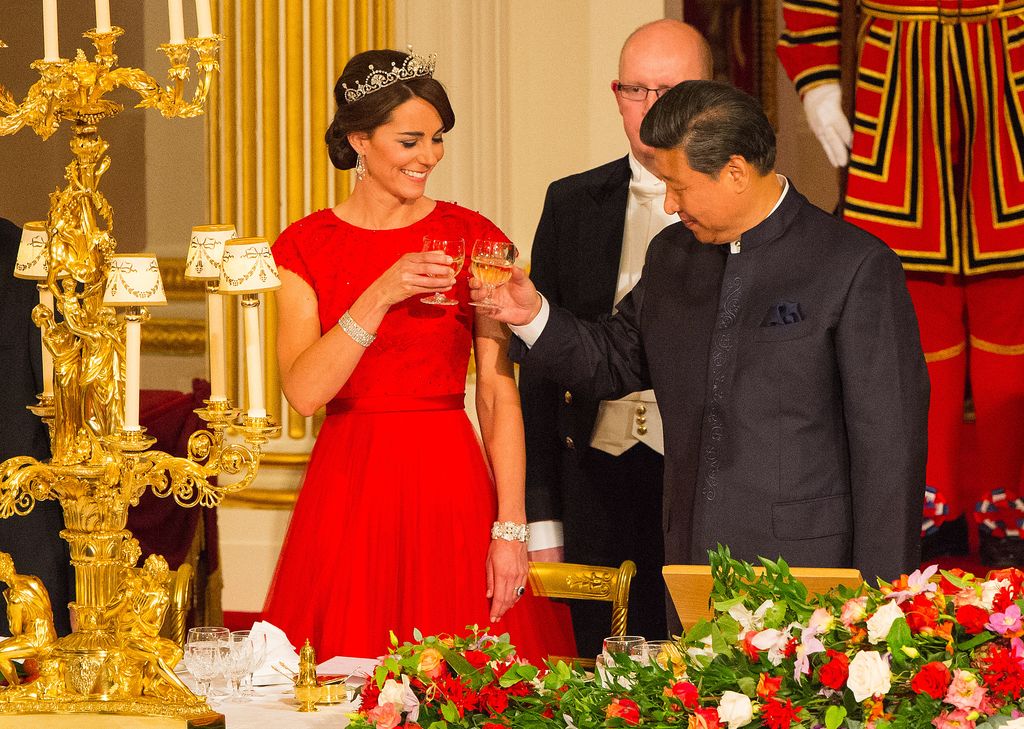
[1003,718,1024,728]
[981,579,1011,610]
[866,600,905,644]
[718,690,754,729]
[846,651,891,702]
[379,677,405,708]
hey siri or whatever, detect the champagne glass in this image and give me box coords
[421,236,465,306]
[469,239,516,308]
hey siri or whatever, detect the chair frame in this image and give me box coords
[527,559,637,667]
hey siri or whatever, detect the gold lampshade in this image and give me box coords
[103,254,168,306]
[218,237,282,294]
[185,223,237,280]
[13,221,49,280]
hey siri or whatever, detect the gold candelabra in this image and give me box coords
[0,25,279,723]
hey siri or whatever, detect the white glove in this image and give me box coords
[802,83,852,168]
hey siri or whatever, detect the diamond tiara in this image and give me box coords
[341,50,437,104]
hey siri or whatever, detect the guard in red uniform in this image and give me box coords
[778,0,1024,550]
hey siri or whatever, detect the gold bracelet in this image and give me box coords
[338,311,376,347]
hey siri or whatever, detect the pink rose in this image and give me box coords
[367,702,402,729]
[945,669,986,711]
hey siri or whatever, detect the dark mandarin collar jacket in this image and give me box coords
[512,182,930,583]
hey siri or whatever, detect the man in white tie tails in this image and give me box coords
[519,19,712,654]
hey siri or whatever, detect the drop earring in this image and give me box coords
[355,153,367,181]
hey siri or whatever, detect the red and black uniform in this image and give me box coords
[779,0,1024,533]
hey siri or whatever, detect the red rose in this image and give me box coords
[818,650,850,690]
[606,697,641,725]
[956,605,991,635]
[463,650,490,669]
[667,681,699,709]
[482,723,505,729]
[910,661,951,699]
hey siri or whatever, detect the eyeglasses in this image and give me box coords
[613,82,671,102]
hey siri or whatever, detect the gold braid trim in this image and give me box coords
[970,335,1024,355]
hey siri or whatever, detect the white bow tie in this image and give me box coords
[629,179,665,204]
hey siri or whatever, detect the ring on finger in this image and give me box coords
[515,585,526,598]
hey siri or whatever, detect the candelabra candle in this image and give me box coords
[123,308,143,430]
[185,224,236,401]
[242,295,266,418]
[168,0,186,44]
[195,0,214,38]
[95,0,111,33]
[42,0,59,61]
[218,238,281,419]
[37,286,55,397]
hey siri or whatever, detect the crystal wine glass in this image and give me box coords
[231,629,267,698]
[421,236,465,306]
[222,633,254,700]
[469,239,516,308]
[185,627,229,698]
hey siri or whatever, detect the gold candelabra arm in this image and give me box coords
[107,35,221,119]
[0,457,57,519]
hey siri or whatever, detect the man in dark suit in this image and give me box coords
[523,19,712,653]
[0,218,72,635]
[479,81,929,631]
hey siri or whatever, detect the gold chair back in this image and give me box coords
[527,560,637,668]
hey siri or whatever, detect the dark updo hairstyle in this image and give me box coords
[325,49,456,171]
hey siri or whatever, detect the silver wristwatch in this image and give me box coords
[491,521,530,543]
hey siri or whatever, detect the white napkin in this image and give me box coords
[249,620,301,685]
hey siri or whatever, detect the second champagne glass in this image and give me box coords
[469,239,516,308]
[421,236,465,306]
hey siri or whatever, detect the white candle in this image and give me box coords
[195,0,213,38]
[38,287,54,397]
[95,0,111,32]
[207,290,227,401]
[168,0,186,44]
[124,317,142,430]
[242,299,266,418]
[42,0,59,61]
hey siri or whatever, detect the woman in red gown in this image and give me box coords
[263,49,576,663]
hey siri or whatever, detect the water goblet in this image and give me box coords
[231,629,267,697]
[421,236,465,306]
[184,641,223,699]
[469,239,516,308]
[601,635,645,667]
[222,633,254,700]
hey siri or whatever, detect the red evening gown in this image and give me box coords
[263,202,577,663]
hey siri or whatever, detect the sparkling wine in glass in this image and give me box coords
[469,239,516,308]
[421,236,465,306]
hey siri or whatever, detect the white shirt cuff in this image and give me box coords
[527,519,563,551]
[508,295,551,348]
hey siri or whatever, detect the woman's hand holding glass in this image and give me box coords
[368,250,457,307]
[421,237,465,305]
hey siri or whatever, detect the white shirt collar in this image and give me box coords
[731,174,790,254]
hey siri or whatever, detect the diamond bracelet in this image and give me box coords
[491,521,530,543]
[338,311,376,348]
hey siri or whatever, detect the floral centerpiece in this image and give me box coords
[350,547,1024,729]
